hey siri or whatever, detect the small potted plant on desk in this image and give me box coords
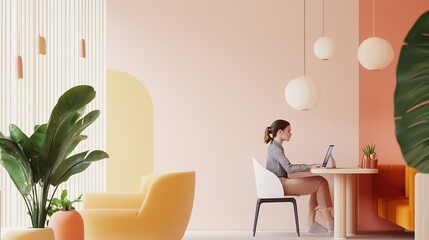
[360,143,378,168]
[48,189,84,240]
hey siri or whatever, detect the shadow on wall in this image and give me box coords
[106,69,154,192]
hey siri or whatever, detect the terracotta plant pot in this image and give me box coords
[49,210,84,240]
[361,154,379,168]
[370,159,378,169]
[365,158,371,168]
[361,155,371,168]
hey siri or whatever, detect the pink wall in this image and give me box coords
[358,0,429,231]
[106,0,359,230]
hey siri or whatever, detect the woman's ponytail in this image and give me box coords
[264,126,272,144]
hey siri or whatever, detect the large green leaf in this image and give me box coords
[40,85,96,178]
[0,138,33,195]
[9,124,38,159]
[51,150,109,186]
[394,10,429,173]
[30,124,47,153]
[51,110,100,172]
[45,112,83,173]
[62,107,88,158]
[28,124,47,183]
[64,135,87,158]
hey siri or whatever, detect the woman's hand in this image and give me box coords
[309,163,322,168]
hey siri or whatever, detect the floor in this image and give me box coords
[1,228,415,240]
[183,231,414,240]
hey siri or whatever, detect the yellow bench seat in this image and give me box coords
[374,165,418,231]
[377,196,411,230]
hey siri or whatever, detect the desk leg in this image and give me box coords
[346,174,356,236]
[334,174,346,240]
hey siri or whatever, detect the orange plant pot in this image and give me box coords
[370,159,378,169]
[361,155,371,168]
[49,210,84,240]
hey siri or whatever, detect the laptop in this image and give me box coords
[321,145,335,168]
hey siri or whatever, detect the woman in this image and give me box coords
[264,119,334,234]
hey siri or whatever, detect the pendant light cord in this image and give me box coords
[372,0,375,37]
[41,0,43,36]
[322,0,325,36]
[304,0,306,75]
[17,0,20,54]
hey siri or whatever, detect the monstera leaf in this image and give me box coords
[395,10,429,173]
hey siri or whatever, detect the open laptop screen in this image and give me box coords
[322,145,334,167]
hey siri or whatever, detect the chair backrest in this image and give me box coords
[252,157,285,198]
[138,171,195,239]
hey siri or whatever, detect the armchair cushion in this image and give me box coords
[83,174,159,209]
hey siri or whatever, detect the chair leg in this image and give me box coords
[252,199,262,237]
[291,199,300,237]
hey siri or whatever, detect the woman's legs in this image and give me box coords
[280,176,334,224]
[308,193,318,225]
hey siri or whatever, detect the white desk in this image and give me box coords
[310,168,378,240]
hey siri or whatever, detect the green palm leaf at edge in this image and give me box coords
[395,10,429,173]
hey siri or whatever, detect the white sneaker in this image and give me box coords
[306,221,328,234]
[326,220,334,233]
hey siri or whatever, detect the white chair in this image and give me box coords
[252,157,300,237]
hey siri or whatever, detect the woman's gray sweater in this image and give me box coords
[266,140,310,178]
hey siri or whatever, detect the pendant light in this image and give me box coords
[285,0,320,111]
[81,39,86,58]
[80,0,86,58]
[38,36,46,55]
[16,0,23,79]
[314,0,336,60]
[38,0,46,55]
[358,0,393,70]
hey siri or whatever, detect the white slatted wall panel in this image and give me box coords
[0,0,106,227]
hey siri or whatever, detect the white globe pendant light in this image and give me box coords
[313,0,336,60]
[358,0,394,70]
[285,0,320,111]
[358,37,393,70]
[314,37,336,60]
[285,76,320,111]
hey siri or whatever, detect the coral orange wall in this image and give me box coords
[358,0,429,231]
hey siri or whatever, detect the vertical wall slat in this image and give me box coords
[0,0,105,227]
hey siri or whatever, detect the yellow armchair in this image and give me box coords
[80,171,195,240]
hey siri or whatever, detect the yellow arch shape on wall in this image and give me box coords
[106,69,153,192]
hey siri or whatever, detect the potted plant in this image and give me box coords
[394,10,429,240]
[0,85,108,238]
[360,143,378,168]
[48,189,82,217]
[48,189,84,240]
